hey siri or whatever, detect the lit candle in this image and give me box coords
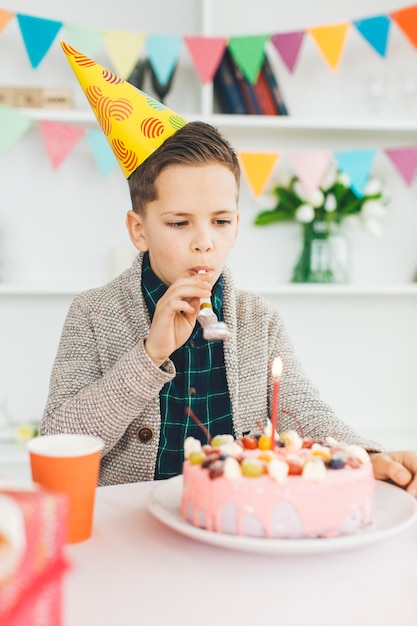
[271,357,283,449]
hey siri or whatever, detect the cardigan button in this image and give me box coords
[137,426,154,443]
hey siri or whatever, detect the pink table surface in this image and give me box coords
[64,480,417,626]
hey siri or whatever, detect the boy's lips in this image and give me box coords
[190,266,212,275]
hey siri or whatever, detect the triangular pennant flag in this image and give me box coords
[0,105,34,154]
[0,9,14,33]
[146,34,183,86]
[184,36,227,84]
[307,23,350,70]
[16,14,63,68]
[334,149,376,197]
[390,5,417,49]
[288,151,333,196]
[353,15,391,57]
[39,120,86,170]
[228,35,269,84]
[271,31,305,73]
[385,147,417,186]
[102,30,147,79]
[86,128,117,177]
[62,23,103,59]
[238,151,280,196]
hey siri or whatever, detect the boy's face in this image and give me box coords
[127,163,239,287]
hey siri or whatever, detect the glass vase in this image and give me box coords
[291,221,349,284]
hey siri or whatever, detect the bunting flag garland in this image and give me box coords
[288,151,333,195]
[1,5,417,81]
[145,34,183,86]
[0,8,13,33]
[353,15,392,57]
[1,102,417,191]
[385,147,417,186]
[39,120,86,170]
[238,151,281,196]
[271,31,305,73]
[61,23,103,59]
[390,5,417,49]
[184,36,227,84]
[228,35,270,84]
[0,105,34,154]
[307,23,350,71]
[16,14,62,68]
[334,148,377,197]
[102,30,147,79]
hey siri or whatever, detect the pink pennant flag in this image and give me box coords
[271,31,305,73]
[184,36,227,84]
[385,147,417,186]
[288,150,333,196]
[39,121,86,170]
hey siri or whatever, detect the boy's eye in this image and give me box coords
[215,219,232,226]
[168,221,188,228]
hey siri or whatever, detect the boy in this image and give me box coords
[41,46,417,493]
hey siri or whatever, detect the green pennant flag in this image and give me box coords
[0,105,34,154]
[228,35,269,84]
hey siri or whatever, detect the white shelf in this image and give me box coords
[1,283,417,297]
[23,108,417,133]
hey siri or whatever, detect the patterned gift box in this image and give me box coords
[0,488,69,626]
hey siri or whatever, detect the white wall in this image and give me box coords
[1,0,416,450]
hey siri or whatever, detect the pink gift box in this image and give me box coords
[0,488,69,626]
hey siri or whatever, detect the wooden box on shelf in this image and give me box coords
[0,87,73,109]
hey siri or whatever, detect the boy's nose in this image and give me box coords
[192,231,213,252]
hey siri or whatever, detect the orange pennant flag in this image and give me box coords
[307,23,350,70]
[391,5,417,49]
[39,121,86,170]
[0,9,13,32]
[238,152,280,197]
[184,36,227,84]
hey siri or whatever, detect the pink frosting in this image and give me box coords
[181,462,375,538]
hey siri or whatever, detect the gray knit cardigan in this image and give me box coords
[41,253,381,485]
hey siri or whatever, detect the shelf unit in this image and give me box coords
[23,107,417,133]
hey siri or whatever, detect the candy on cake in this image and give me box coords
[180,427,375,539]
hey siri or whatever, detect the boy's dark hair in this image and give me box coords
[127,121,241,215]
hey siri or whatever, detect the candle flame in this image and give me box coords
[272,356,283,378]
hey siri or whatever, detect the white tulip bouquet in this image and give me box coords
[254,167,388,283]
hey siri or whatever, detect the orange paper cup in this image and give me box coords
[27,434,104,544]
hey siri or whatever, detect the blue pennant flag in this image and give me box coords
[334,149,377,197]
[353,15,391,57]
[86,129,117,178]
[146,34,183,86]
[17,13,63,68]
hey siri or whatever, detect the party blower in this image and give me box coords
[196,270,231,341]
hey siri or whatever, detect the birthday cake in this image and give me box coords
[181,431,375,539]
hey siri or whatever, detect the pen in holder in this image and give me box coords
[197,298,231,341]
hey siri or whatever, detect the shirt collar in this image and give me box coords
[141,252,223,320]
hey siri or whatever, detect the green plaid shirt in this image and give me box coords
[141,253,234,480]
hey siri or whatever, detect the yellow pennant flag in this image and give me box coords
[238,152,280,197]
[102,30,147,79]
[307,23,350,70]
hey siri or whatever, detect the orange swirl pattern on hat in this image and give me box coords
[141,117,165,139]
[61,42,96,67]
[112,138,139,173]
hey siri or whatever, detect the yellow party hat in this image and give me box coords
[61,42,188,178]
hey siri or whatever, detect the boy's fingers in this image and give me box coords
[371,453,412,486]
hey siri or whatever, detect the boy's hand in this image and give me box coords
[144,275,212,366]
[370,450,417,498]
